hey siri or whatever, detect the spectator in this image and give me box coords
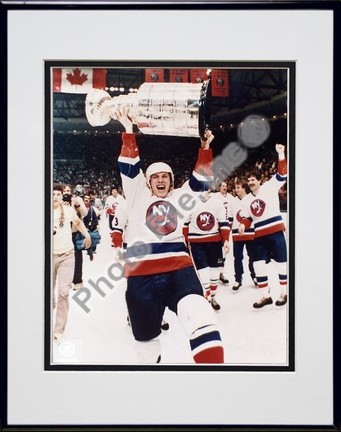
[52,183,91,341]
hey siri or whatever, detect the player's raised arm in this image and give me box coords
[115,108,146,207]
[188,129,214,193]
[275,143,287,179]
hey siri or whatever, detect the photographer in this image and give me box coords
[53,184,91,342]
[62,184,87,290]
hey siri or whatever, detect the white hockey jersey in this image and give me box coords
[117,132,213,277]
[240,169,287,238]
[212,190,234,226]
[184,192,230,243]
[104,193,125,215]
[111,198,128,247]
[230,194,255,242]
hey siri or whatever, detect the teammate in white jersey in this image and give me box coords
[114,107,224,364]
[104,186,126,243]
[184,191,230,310]
[239,144,288,308]
[214,181,234,285]
[230,179,257,291]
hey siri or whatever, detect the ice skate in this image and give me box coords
[210,297,221,311]
[219,273,229,285]
[275,293,287,306]
[253,296,273,309]
[161,320,170,331]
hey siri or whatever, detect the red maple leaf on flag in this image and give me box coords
[66,68,88,86]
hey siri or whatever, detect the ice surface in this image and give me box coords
[52,215,289,367]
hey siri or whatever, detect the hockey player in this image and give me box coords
[230,179,257,291]
[104,186,126,241]
[238,144,288,309]
[214,181,234,285]
[184,190,231,311]
[110,199,170,332]
[114,107,224,364]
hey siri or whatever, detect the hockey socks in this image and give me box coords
[273,261,287,295]
[190,325,224,363]
[177,294,224,364]
[209,283,218,298]
[193,346,224,363]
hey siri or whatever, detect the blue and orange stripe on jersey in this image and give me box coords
[254,215,285,238]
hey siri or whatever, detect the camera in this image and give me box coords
[62,193,72,203]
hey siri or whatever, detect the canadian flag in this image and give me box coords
[53,68,107,93]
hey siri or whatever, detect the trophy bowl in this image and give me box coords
[85,80,211,138]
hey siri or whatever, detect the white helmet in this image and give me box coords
[145,162,174,185]
[74,184,84,195]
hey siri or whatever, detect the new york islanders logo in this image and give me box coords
[236,210,244,223]
[250,199,266,217]
[146,200,178,236]
[196,211,215,231]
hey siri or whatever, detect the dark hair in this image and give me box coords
[53,183,64,193]
[234,178,248,189]
[246,170,262,181]
[62,183,72,192]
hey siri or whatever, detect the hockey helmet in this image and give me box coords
[145,162,174,185]
[74,184,84,195]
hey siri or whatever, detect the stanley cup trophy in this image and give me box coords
[85,80,211,138]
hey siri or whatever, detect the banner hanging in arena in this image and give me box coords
[169,69,189,83]
[190,68,208,83]
[211,69,229,97]
[53,68,107,93]
[145,68,165,82]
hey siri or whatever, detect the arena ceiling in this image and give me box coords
[52,67,288,134]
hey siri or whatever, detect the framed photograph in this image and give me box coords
[4,1,340,430]
[46,61,294,371]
